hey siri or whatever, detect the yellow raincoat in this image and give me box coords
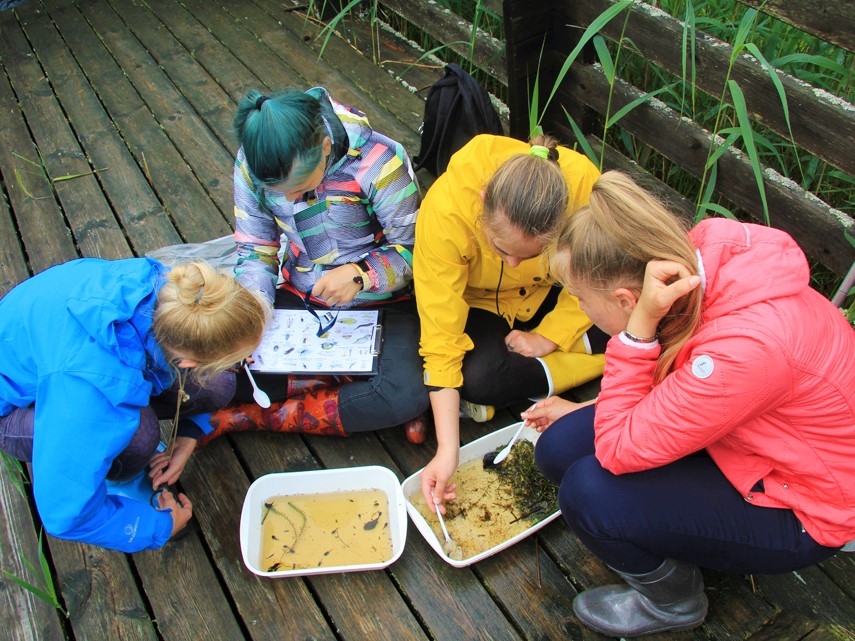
[414,134,604,392]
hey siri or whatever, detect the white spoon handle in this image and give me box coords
[491,422,526,465]
[243,363,271,408]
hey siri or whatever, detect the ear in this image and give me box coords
[479,189,486,204]
[177,358,199,369]
[322,136,332,157]
[612,288,639,315]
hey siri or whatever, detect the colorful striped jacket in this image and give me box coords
[233,87,419,307]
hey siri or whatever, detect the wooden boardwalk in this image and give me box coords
[1,1,853,640]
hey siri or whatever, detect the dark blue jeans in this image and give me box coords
[535,404,839,575]
[0,371,235,481]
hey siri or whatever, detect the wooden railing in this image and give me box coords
[359,0,855,283]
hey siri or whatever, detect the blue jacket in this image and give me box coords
[0,258,176,552]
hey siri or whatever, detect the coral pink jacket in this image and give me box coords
[594,218,855,548]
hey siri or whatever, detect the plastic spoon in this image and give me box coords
[244,363,271,408]
[490,421,526,465]
[432,492,464,560]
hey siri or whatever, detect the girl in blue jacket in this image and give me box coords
[0,258,268,552]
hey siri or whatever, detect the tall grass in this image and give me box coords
[299,0,853,305]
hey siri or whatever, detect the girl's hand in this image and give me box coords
[504,330,558,358]
[311,264,364,306]
[628,260,701,338]
[520,397,583,431]
[148,437,196,488]
[155,489,194,538]
[420,448,459,515]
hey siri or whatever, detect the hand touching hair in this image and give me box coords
[550,171,702,381]
[153,261,270,381]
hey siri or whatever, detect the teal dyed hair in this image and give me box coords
[233,89,326,187]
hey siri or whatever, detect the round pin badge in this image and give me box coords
[691,355,715,379]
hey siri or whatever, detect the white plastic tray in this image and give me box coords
[240,465,407,578]
[402,422,561,568]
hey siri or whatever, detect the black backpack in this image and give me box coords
[413,63,504,176]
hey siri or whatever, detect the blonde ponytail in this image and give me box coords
[551,171,702,382]
[154,262,270,382]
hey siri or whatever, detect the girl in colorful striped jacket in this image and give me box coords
[199,87,429,445]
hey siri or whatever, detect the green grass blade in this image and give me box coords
[315,0,362,60]
[561,107,599,168]
[1,570,56,605]
[593,35,615,83]
[696,160,719,223]
[35,530,62,611]
[1,451,28,498]
[540,0,633,125]
[744,42,802,181]
[730,8,758,62]
[773,53,849,77]
[706,130,740,167]
[605,84,674,128]
[728,79,769,224]
[698,202,738,219]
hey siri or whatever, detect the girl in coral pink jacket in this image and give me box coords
[524,171,855,638]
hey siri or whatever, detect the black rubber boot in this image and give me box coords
[572,558,708,637]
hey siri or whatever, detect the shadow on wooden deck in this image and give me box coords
[0,1,853,640]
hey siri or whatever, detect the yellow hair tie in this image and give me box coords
[529,145,550,159]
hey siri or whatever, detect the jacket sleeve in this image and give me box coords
[532,288,594,351]
[233,153,281,306]
[594,330,792,474]
[32,373,173,552]
[414,194,474,389]
[356,140,420,293]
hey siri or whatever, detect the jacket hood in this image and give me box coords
[64,259,174,394]
[691,218,810,321]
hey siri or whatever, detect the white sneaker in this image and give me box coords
[459,400,495,423]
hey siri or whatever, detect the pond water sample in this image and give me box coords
[410,440,558,560]
[260,489,392,572]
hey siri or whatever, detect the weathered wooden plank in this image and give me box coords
[140,0,266,102]
[555,0,855,178]
[5,4,129,261]
[756,565,855,629]
[254,0,431,145]
[106,0,237,153]
[557,64,855,276]
[0,15,78,273]
[0,467,66,641]
[502,0,556,139]
[40,0,231,243]
[0,191,29,296]
[379,0,507,85]
[49,539,159,641]
[181,436,338,641]
[476,536,597,641]
[133,535,245,641]
[214,0,422,151]
[737,0,855,53]
[16,4,182,257]
[178,0,411,149]
[74,0,234,225]
[745,611,822,641]
[818,554,855,602]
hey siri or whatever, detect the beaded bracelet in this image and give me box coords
[623,328,658,343]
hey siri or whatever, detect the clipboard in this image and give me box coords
[248,309,383,375]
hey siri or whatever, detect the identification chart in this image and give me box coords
[249,309,381,374]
